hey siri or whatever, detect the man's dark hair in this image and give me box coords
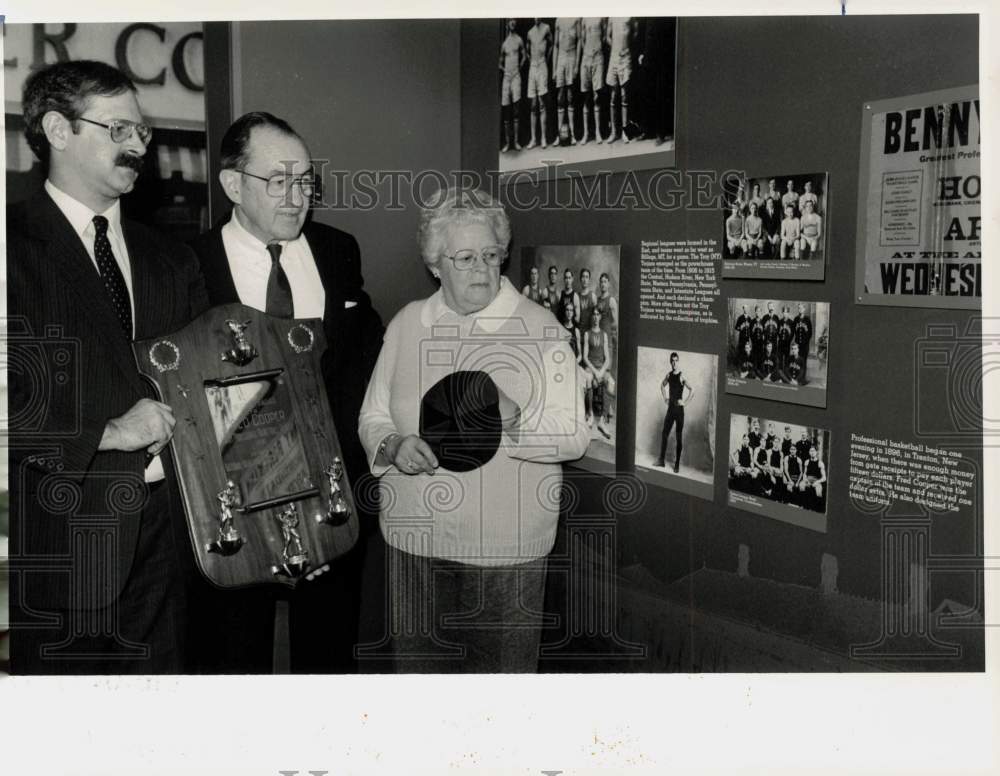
[23,60,137,164]
[219,111,301,170]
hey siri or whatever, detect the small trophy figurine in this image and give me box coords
[206,480,245,556]
[318,457,351,525]
[221,319,258,365]
[271,504,310,579]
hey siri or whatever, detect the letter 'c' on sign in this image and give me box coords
[116,23,167,86]
[173,32,204,91]
[115,23,204,92]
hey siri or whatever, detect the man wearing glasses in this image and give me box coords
[7,60,209,674]
[189,112,383,674]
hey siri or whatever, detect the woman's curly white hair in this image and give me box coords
[417,187,511,268]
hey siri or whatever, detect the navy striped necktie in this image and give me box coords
[92,215,133,338]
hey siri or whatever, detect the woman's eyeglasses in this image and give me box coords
[443,246,507,270]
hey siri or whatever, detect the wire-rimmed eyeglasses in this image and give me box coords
[77,117,153,145]
[443,246,507,270]
[238,170,318,199]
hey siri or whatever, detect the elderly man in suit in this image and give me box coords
[7,60,209,674]
[188,112,383,674]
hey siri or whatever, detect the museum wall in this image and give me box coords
[234,18,462,320]
[228,15,981,668]
[460,14,982,616]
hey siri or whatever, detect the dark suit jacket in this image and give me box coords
[7,190,210,611]
[189,217,383,489]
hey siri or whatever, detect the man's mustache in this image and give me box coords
[116,153,145,174]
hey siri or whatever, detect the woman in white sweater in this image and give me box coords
[359,187,589,672]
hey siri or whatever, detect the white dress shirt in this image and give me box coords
[221,211,326,318]
[45,180,164,483]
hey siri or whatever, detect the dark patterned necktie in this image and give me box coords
[265,242,294,318]
[92,215,133,338]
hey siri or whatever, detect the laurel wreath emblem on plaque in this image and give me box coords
[287,324,315,354]
[149,340,181,372]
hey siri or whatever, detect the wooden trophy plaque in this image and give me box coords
[134,303,358,588]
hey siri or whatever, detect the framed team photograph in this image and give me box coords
[726,413,831,533]
[721,171,830,281]
[725,297,830,409]
[521,244,621,473]
[498,17,676,179]
[633,346,717,501]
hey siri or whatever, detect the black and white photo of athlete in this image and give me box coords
[654,352,694,473]
[635,346,717,498]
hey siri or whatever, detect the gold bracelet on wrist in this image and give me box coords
[377,432,400,461]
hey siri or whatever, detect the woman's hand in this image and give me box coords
[388,434,439,475]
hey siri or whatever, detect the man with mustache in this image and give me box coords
[7,60,209,674]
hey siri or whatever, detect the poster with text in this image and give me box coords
[855,84,980,309]
[522,244,621,474]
